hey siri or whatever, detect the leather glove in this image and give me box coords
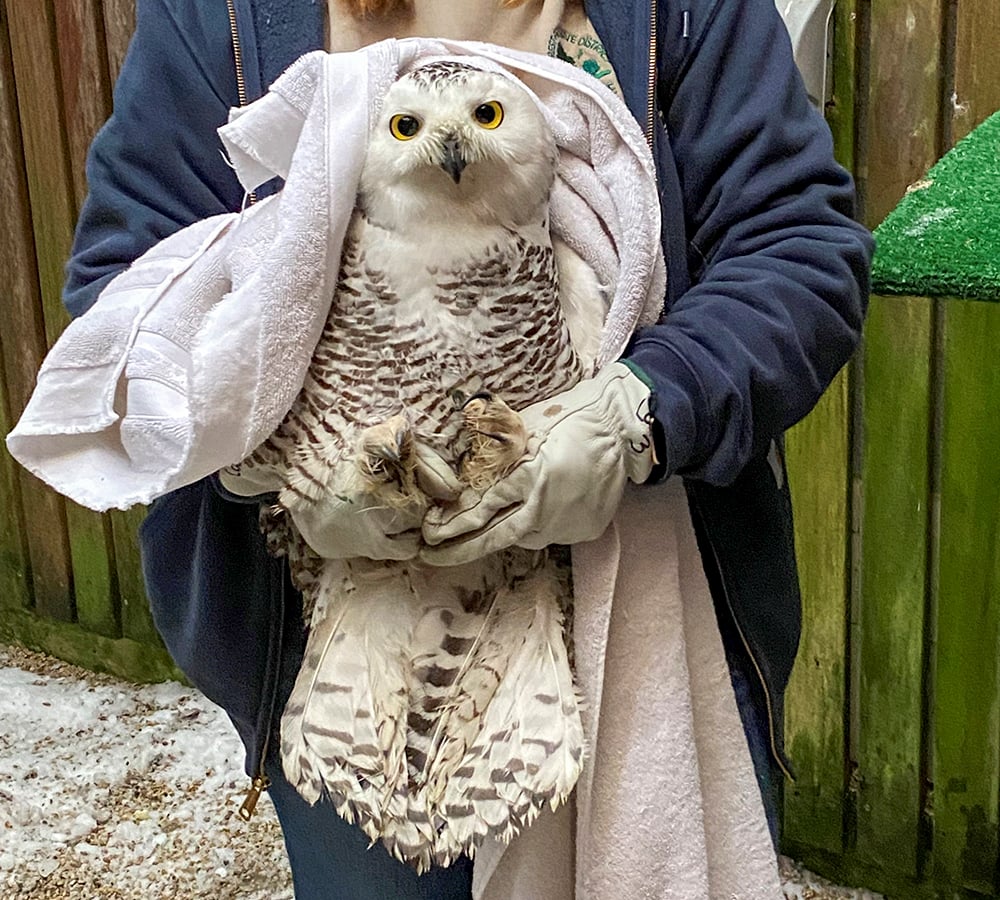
[219,441,463,561]
[420,362,658,566]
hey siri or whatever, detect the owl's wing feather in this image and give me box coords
[372,572,584,867]
[280,560,414,837]
[441,574,584,849]
[553,235,610,373]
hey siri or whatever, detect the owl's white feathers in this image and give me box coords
[245,61,606,869]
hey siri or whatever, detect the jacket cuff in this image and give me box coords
[618,357,671,484]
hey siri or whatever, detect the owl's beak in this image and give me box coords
[439,135,467,184]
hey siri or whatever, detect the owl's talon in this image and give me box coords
[458,394,529,489]
[356,414,419,497]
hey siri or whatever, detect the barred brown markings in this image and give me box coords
[421,664,459,687]
[314,682,353,694]
[302,724,355,742]
[290,461,327,492]
[523,737,561,754]
[420,694,448,713]
[407,711,434,734]
[407,748,428,771]
[352,744,381,757]
[444,803,475,818]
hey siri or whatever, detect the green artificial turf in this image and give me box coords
[871,109,1000,301]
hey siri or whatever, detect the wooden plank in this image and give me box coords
[783,369,851,858]
[53,0,112,208]
[928,4,1000,893]
[69,502,120,639]
[931,299,1000,894]
[7,0,118,626]
[0,0,75,621]
[112,507,161,648]
[6,0,74,346]
[0,352,31,612]
[0,5,31,613]
[824,0,859,173]
[951,0,1000,143]
[101,0,135,84]
[0,607,184,684]
[51,0,121,639]
[865,0,945,227]
[853,296,932,884]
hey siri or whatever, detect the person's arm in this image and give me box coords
[626,0,873,485]
[64,0,243,317]
[421,0,872,563]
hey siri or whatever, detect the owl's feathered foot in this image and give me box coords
[456,391,529,490]
[355,413,421,502]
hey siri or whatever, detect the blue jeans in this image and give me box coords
[265,750,474,900]
[266,666,780,899]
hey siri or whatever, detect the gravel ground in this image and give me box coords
[0,644,881,900]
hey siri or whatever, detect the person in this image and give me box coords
[64,1,872,897]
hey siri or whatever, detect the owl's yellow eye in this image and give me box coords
[473,101,504,129]
[390,114,422,140]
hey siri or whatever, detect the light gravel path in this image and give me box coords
[0,644,881,899]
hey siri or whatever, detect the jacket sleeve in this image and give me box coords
[625,0,873,485]
[64,0,244,317]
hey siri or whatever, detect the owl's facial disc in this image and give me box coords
[439,135,467,184]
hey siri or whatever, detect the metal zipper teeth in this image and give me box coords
[226,0,249,107]
[695,498,795,782]
[227,0,268,817]
[645,0,657,147]
[646,1,789,782]
[225,0,257,206]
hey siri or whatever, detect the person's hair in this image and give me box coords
[340,0,532,17]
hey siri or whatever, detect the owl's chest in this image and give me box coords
[331,216,560,371]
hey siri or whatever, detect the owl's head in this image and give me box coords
[359,61,558,230]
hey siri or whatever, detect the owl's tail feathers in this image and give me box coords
[435,574,584,856]
[375,573,584,869]
[279,561,414,838]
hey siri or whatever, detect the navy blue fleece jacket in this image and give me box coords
[63,0,872,779]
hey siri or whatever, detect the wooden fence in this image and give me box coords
[0,0,181,679]
[1,1,999,896]
[782,1,1000,896]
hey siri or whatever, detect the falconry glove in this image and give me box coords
[219,441,462,561]
[421,362,658,565]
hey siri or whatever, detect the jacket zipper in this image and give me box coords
[695,496,795,781]
[645,0,657,147]
[226,0,249,107]
[644,2,789,780]
[225,0,258,206]
[227,0,270,818]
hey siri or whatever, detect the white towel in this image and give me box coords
[6,38,663,511]
[475,482,783,900]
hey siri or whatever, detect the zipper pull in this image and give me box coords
[238,774,271,822]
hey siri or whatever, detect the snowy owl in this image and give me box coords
[226,60,605,869]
